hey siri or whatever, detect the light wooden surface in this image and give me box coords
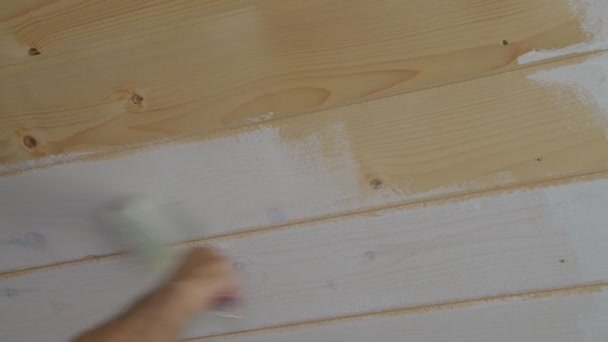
[0,0,586,165]
[202,289,608,342]
[2,54,608,272]
[1,178,608,341]
[1,0,608,341]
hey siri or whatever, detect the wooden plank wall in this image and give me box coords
[1,0,607,341]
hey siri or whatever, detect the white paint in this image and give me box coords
[1,178,608,341]
[528,52,608,136]
[205,291,608,342]
[545,180,608,279]
[0,153,520,273]
[0,150,98,175]
[579,287,608,341]
[246,112,277,124]
[0,121,380,271]
[518,0,608,64]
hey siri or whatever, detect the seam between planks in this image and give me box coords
[2,47,607,177]
[183,282,608,341]
[1,168,608,280]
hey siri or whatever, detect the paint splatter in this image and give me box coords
[518,0,608,64]
[246,112,277,124]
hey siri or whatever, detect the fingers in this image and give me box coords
[177,246,234,281]
[189,246,223,262]
[167,246,240,312]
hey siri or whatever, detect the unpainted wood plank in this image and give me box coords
[2,53,608,272]
[1,178,608,341]
[0,0,588,164]
[202,289,608,342]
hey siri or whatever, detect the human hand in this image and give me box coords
[164,246,240,314]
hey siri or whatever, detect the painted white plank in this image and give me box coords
[1,179,608,342]
[206,290,608,342]
[0,123,370,272]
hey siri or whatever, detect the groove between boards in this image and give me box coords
[2,47,607,177]
[184,282,608,341]
[1,168,607,280]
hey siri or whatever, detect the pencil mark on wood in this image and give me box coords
[3,288,18,297]
[1,287,36,298]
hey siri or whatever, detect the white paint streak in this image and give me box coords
[246,112,277,124]
[528,52,608,136]
[518,0,608,64]
[0,150,98,175]
[0,137,182,175]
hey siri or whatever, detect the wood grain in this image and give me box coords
[202,289,608,342]
[0,0,587,164]
[1,178,608,341]
[2,54,608,272]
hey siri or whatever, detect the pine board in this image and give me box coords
[0,0,586,164]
